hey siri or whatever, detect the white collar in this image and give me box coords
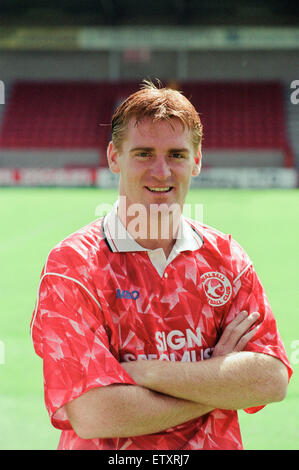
[103,200,203,255]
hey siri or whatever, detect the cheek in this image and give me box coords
[120,166,144,192]
[177,167,192,186]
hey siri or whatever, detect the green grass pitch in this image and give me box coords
[0,187,298,449]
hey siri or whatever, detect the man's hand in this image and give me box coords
[122,310,260,380]
[212,310,260,358]
[120,309,287,411]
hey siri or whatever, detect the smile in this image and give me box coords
[146,187,173,193]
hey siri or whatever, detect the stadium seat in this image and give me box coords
[180,81,288,150]
[0,80,293,168]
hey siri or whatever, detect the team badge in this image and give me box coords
[201,271,232,306]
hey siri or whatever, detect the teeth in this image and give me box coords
[148,187,171,192]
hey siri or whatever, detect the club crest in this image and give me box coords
[201,271,232,306]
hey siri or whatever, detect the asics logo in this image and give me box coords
[116,289,139,300]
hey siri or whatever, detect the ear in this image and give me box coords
[192,147,202,177]
[107,141,120,174]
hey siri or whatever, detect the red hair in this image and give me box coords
[111,80,203,152]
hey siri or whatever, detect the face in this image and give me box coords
[107,116,201,223]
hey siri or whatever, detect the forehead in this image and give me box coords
[123,117,193,149]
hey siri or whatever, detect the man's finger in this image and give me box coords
[221,311,259,345]
[235,324,261,351]
[227,312,260,347]
[219,310,248,343]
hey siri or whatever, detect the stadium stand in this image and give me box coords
[0,81,11,128]
[181,81,294,167]
[0,80,294,169]
[0,81,111,148]
[284,83,299,168]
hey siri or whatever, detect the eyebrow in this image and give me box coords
[169,148,190,153]
[129,147,154,153]
[129,147,190,153]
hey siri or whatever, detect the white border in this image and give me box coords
[30,272,103,343]
[233,262,252,284]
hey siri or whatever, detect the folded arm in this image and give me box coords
[122,311,289,410]
[65,384,212,439]
[65,310,288,439]
[122,351,288,410]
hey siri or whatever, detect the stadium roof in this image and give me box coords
[0,0,298,26]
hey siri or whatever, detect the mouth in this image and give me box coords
[145,186,174,193]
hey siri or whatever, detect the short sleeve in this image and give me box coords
[223,263,293,414]
[31,274,136,430]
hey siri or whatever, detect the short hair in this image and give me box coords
[111,80,203,152]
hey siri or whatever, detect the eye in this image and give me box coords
[136,151,151,158]
[171,153,184,159]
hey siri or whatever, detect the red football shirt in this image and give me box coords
[30,202,292,450]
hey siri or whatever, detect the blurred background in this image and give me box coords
[0,0,298,450]
[0,0,298,186]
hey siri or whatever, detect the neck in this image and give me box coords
[135,236,176,259]
[117,202,182,258]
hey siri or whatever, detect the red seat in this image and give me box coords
[0,80,293,167]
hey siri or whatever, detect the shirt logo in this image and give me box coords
[116,289,139,300]
[201,271,232,306]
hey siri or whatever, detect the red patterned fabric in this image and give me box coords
[31,208,292,450]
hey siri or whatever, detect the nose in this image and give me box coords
[150,155,172,180]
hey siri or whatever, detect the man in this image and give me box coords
[30,81,292,450]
